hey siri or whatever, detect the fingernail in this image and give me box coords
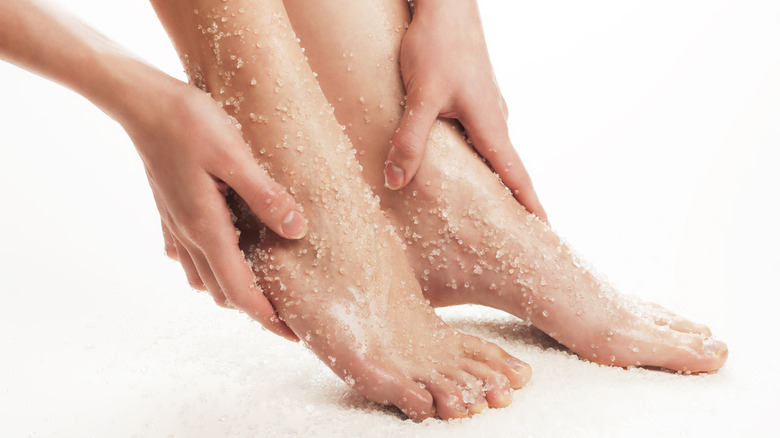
[385,163,404,190]
[282,210,307,239]
[704,338,728,356]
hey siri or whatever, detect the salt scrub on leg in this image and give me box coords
[285,0,728,373]
[150,0,531,420]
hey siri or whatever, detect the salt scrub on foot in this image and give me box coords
[382,122,728,374]
[152,0,532,420]
[283,0,729,373]
[371,120,729,374]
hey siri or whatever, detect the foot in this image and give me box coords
[376,120,728,373]
[231,172,530,419]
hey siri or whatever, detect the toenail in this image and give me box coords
[469,398,488,414]
[506,357,529,371]
[703,338,728,356]
[494,390,513,408]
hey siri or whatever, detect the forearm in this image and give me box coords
[0,0,182,127]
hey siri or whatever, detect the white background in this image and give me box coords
[1,0,778,436]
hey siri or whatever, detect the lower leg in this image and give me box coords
[285,0,727,372]
[151,0,529,420]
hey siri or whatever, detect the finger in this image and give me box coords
[172,235,207,292]
[386,87,441,190]
[222,156,308,241]
[161,220,178,260]
[147,179,181,260]
[181,238,228,306]
[202,209,299,342]
[459,104,549,224]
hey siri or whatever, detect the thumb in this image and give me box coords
[386,89,440,190]
[225,158,308,240]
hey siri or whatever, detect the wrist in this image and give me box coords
[75,45,188,130]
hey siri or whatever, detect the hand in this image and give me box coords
[0,0,302,339]
[125,81,306,341]
[386,0,548,223]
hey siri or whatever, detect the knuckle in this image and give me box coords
[212,294,229,308]
[409,85,438,107]
[221,286,250,311]
[206,143,232,168]
[247,185,292,218]
[499,96,509,120]
[391,129,423,161]
[209,143,245,177]
[163,235,178,258]
[180,216,212,244]
[477,134,512,159]
[188,278,206,291]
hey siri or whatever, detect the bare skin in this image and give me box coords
[150,0,531,420]
[285,0,728,373]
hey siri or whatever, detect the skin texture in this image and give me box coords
[384,0,548,224]
[285,0,728,373]
[150,0,531,420]
[0,0,302,340]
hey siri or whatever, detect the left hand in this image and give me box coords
[386,0,548,223]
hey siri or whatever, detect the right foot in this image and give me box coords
[282,0,728,374]
[381,120,729,373]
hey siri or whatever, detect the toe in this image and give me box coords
[416,372,470,420]
[661,335,728,372]
[394,384,436,420]
[501,357,532,389]
[620,331,729,373]
[667,317,712,337]
[438,366,488,415]
[468,397,489,415]
[353,364,435,420]
[459,359,513,408]
[461,335,531,389]
[649,303,712,336]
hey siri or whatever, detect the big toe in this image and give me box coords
[663,336,728,372]
[628,332,729,372]
[649,302,712,336]
[668,317,713,337]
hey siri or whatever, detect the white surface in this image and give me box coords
[1,1,778,436]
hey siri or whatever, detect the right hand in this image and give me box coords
[124,81,305,341]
